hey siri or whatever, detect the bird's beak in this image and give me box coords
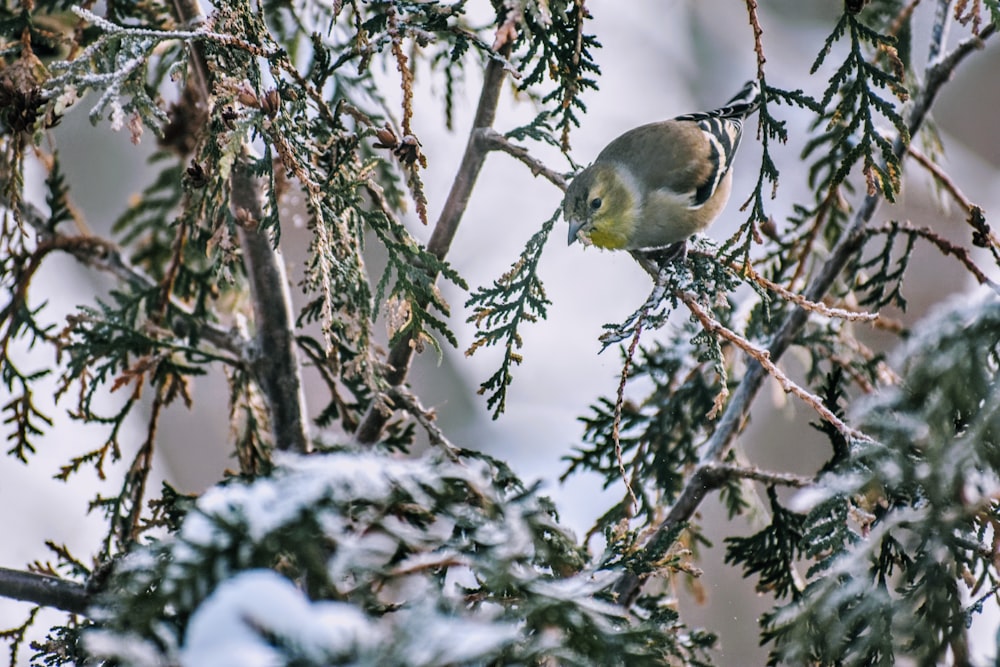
[567,218,584,245]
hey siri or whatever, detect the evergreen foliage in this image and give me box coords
[1,0,998,665]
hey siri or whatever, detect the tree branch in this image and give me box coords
[386,385,459,459]
[231,159,311,453]
[680,291,868,441]
[613,20,997,607]
[167,0,310,453]
[706,462,813,488]
[0,567,89,616]
[354,43,513,444]
[477,128,568,190]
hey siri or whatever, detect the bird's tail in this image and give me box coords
[677,80,761,122]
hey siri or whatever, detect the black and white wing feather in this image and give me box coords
[674,81,761,208]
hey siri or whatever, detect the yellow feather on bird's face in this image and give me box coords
[563,162,638,250]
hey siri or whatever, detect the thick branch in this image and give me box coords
[232,159,311,453]
[168,0,310,453]
[614,22,996,607]
[0,567,89,616]
[354,47,511,444]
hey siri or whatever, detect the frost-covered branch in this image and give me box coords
[681,292,867,441]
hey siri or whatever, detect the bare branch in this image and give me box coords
[355,41,513,444]
[477,128,568,190]
[707,462,814,488]
[744,0,767,80]
[0,567,89,616]
[612,320,643,514]
[907,144,976,212]
[231,158,311,453]
[906,145,1000,264]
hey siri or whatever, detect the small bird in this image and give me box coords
[563,81,760,258]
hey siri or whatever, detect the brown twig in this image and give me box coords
[120,389,163,550]
[12,201,247,358]
[736,260,880,323]
[888,0,925,41]
[907,145,1000,260]
[870,220,1000,293]
[477,128,568,190]
[612,320,643,515]
[744,0,767,80]
[705,462,813,488]
[386,386,460,459]
[907,144,975,211]
[680,292,868,441]
[788,186,844,289]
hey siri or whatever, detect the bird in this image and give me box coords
[563,81,760,261]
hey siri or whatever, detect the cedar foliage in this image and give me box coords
[1,1,999,665]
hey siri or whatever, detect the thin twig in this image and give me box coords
[720,254,880,323]
[477,128,568,190]
[907,145,1000,259]
[788,186,843,289]
[116,388,163,552]
[13,200,247,358]
[705,462,813,488]
[907,144,975,211]
[681,292,868,441]
[870,220,1000,293]
[888,0,924,40]
[612,321,643,515]
[744,0,767,80]
[386,386,460,459]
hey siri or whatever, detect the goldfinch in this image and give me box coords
[564,81,760,255]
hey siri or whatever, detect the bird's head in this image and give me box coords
[563,162,637,250]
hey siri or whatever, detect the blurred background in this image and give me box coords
[3,1,999,663]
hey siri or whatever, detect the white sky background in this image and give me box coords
[2,1,999,664]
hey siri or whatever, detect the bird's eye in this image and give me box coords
[590,197,602,211]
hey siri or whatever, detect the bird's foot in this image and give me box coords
[630,241,688,278]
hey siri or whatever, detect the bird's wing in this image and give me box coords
[675,114,744,208]
[594,81,760,210]
[671,82,759,207]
